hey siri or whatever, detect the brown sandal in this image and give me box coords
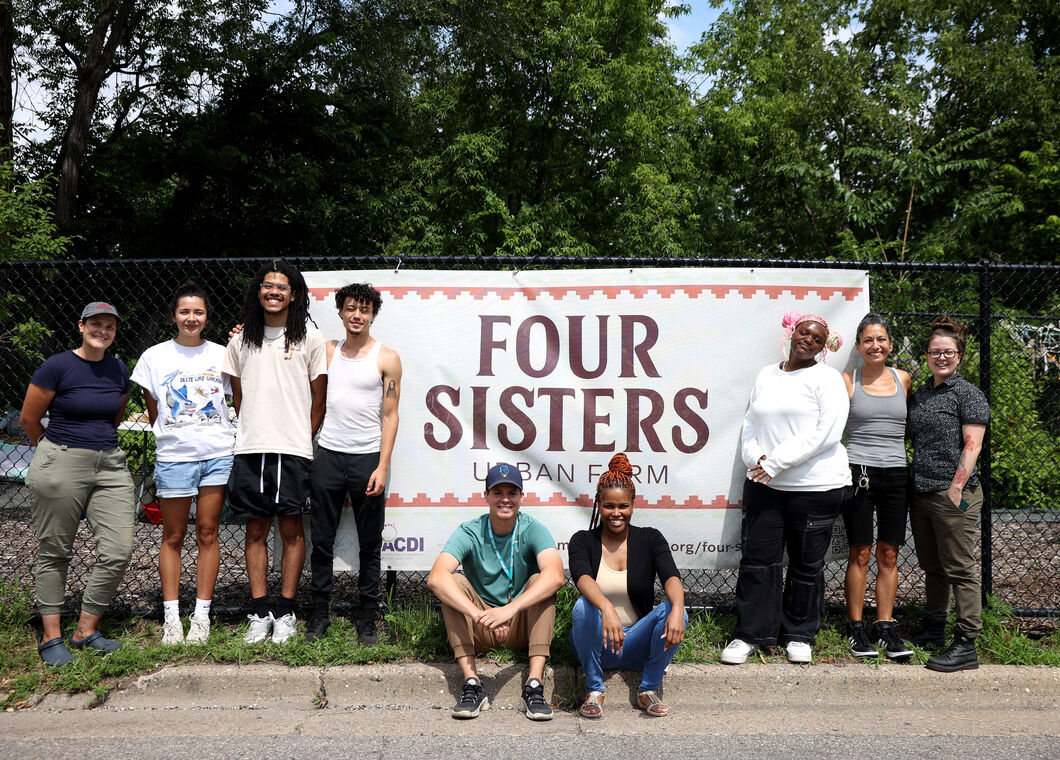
[579,691,604,718]
[637,690,670,717]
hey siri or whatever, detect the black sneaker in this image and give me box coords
[518,678,554,721]
[848,621,878,658]
[874,620,914,660]
[452,677,489,718]
[304,615,331,642]
[356,618,379,646]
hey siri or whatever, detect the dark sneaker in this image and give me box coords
[518,678,554,721]
[925,634,979,672]
[848,621,878,658]
[304,615,331,642]
[874,620,914,660]
[356,618,379,646]
[452,677,489,718]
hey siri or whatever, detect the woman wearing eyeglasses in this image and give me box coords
[907,316,989,672]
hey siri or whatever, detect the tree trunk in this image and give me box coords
[0,0,14,168]
[54,0,134,226]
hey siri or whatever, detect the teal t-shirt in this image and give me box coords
[442,513,556,607]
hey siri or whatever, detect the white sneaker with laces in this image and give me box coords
[720,638,757,665]
[271,612,297,644]
[161,617,184,645]
[243,613,273,644]
[786,641,812,663]
[185,614,211,644]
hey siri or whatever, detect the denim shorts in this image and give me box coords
[154,456,233,498]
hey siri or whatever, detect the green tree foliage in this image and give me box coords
[689,0,1060,264]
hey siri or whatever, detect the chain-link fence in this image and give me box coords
[2,256,1058,618]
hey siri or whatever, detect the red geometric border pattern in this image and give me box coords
[387,492,740,509]
[309,285,862,303]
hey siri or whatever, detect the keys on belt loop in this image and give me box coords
[854,465,870,495]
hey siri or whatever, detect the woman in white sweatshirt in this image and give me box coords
[721,312,851,665]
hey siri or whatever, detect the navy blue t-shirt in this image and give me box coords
[30,350,130,450]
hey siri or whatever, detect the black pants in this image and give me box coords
[309,447,386,618]
[734,481,844,645]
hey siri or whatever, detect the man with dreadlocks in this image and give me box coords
[427,463,564,721]
[567,453,686,719]
[223,261,327,645]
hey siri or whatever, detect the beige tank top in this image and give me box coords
[597,560,637,626]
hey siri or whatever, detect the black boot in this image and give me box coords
[925,634,979,672]
[909,618,946,648]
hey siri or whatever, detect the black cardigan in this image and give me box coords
[567,524,681,622]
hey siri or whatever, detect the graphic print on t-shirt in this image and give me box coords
[161,368,227,427]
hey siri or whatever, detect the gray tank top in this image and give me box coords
[846,367,908,468]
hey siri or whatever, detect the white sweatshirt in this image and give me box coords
[740,362,852,491]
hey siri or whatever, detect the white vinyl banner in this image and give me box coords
[301,268,869,571]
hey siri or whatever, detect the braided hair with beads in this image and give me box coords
[590,453,637,530]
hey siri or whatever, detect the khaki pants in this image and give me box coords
[440,573,556,659]
[27,438,135,616]
[910,485,983,638]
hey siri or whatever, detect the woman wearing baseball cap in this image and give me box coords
[20,302,135,666]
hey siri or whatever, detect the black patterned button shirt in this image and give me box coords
[908,373,990,493]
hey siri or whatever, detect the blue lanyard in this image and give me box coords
[488,514,519,602]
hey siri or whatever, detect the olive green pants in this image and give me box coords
[27,438,135,616]
[909,485,983,639]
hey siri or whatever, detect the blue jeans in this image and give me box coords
[571,596,686,693]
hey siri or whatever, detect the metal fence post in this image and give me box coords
[978,261,993,603]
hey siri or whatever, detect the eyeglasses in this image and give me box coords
[260,282,291,293]
[926,349,959,359]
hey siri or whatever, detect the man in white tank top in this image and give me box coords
[306,283,402,646]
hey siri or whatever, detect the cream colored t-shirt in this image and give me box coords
[223,325,327,459]
[596,559,637,626]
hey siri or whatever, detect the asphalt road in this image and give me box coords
[3,662,1058,759]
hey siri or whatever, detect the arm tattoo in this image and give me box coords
[953,467,969,487]
[963,434,975,451]
[385,379,397,398]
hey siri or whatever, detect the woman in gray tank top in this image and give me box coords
[841,314,914,662]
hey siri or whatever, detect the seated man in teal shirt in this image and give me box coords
[427,463,564,721]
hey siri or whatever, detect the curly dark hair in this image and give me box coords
[590,453,637,530]
[239,260,314,349]
[334,282,383,316]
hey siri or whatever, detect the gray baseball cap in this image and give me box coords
[80,302,121,321]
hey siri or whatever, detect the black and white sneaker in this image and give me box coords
[452,677,489,719]
[874,620,914,660]
[848,621,878,658]
[519,678,554,721]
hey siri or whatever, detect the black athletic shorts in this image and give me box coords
[841,464,909,547]
[227,452,311,518]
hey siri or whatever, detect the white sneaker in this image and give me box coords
[786,641,812,663]
[185,614,211,644]
[720,638,757,665]
[271,612,297,644]
[161,617,184,645]
[243,613,273,644]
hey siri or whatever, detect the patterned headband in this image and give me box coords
[781,310,844,355]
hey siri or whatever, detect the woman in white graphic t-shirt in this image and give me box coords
[132,281,235,646]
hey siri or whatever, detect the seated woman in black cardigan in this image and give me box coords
[568,453,687,718]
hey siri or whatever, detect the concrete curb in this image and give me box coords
[33,662,1060,713]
